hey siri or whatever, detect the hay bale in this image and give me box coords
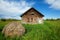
[2,22,25,37]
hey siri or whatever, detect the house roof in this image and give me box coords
[20,7,44,17]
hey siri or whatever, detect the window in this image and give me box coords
[31,18,33,22]
[31,12,34,15]
[27,18,29,22]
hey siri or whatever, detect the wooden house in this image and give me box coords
[20,8,44,24]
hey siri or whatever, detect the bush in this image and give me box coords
[1,19,6,21]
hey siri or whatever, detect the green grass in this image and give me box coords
[0,20,60,40]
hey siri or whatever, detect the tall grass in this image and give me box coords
[0,20,60,40]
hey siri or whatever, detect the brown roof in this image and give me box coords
[20,7,44,17]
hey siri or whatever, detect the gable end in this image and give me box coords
[20,8,44,17]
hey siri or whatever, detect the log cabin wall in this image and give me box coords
[21,9,43,24]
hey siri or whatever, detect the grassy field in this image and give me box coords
[0,20,60,40]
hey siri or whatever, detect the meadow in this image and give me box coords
[0,20,60,40]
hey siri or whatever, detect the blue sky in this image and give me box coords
[0,0,60,19]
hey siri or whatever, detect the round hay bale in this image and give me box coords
[2,21,25,37]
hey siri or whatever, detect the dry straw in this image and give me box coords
[2,21,25,37]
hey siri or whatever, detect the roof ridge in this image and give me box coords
[20,7,44,17]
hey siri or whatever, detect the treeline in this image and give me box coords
[0,19,20,21]
[46,18,60,21]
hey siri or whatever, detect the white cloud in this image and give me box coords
[45,0,60,10]
[0,0,34,19]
